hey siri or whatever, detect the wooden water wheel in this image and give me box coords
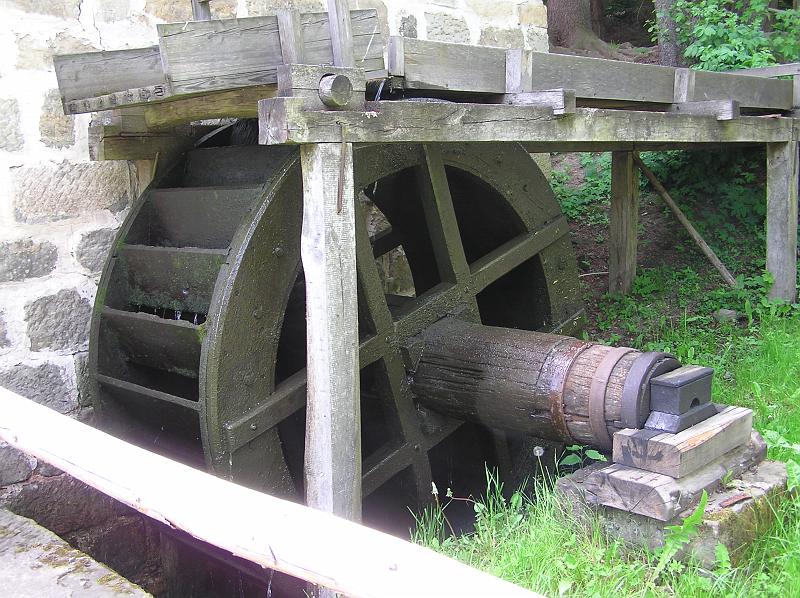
[89,130,585,529]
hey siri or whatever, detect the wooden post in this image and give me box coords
[301,142,361,521]
[327,0,355,68]
[609,151,639,294]
[766,141,799,302]
[277,9,305,65]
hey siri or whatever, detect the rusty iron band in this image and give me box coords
[589,347,636,451]
[545,338,593,441]
[620,352,681,429]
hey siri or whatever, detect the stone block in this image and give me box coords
[399,13,417,38]
[145,0,236,21]
[245,0,324,14]
[0,443,37,486]
[0,362,76,414]
[519,0,548,28]
[25,289,92,352]
[5,0,80,18]
[0,509,152,597]
[425,11,470,44]
[74,351,93,407]
[465,0,519,22]
[0,98,23,151]
[3,474,131,535]
[13,160,131,224]
[39,88,75,148]
[75,227,117,273]
[0,238,58,282]
[479,26,524,49]
[16,32,96,71]
[523,25,549,52]
[95,0,131,22]
[558,459,787,568]
[36,462,63,477]
[0,312,9,348]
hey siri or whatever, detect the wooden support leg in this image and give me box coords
[609,151,640,294]
[301,141,361,522]
[766,141,799,302]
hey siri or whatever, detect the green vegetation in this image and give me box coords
[669,0,800,70]
[413,149,800,596]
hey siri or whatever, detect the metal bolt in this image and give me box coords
[250,423,258,431]
[273,246,285,257]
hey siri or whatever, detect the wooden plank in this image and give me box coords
[729,63,800,78]
[585,431,766,521]
[609,151,639,294]
[327,0,355,67]
[54,47,167,107]
[689,69,793,111]
[277,9,305,64]
[766,140,799,301]
[669,100,740,121]
[388,36,508,93]
[96,133,196,161]
[613,406,753,478]
[258,97,795,146]
[0,386,542,598]
[143,86,276,128]
[498,90,577,115]
[158,10,384,95]
[191,0,211,20]
[528,52,676,103]
[505,49,532,94]
[300,141,361,521]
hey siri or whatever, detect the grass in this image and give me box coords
[412,149,800,597]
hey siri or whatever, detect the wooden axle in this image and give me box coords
[407,319,680,450]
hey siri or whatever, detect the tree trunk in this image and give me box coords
[654,0,680,66]
[548,0,594,47]
[590,0,604,36]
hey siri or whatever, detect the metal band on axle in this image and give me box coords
[589,347,635,451]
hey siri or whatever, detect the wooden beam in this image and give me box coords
[258,97,795,146]
[0,387,541,598]
[498,90,577,116]
[277,9,305,64]
[613,406,753,478]
[327,0,355,68]
[669,100,740,121]
[143,86,276,129]
[766,140,799,301]
[191,0,211,20]
[609,152,639,294]
[729,63,800,78]
[300,141,361,521]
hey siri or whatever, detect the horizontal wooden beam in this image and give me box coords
[729,63,800,78]
[259,97,795,146]
[0,386,540,598]
[143,86,277,129]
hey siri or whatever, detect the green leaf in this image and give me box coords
[585,449,608,462]
[559,454,582,467]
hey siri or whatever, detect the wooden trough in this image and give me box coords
[46,0,799,592]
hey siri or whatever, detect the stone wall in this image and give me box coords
[0,0,547,589]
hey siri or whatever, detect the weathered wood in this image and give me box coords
[327,0,355,68]
[408,318,659,448]
[388,37,508,93]
[258,97,795,146]
[633,153,737,287]
[96,133,196,161]
[685,69,793,111]
[277,9,305,64]
[158,10,383,96]
[609,152,639,294]
[54,47,167,109]
[0,387,542,598]
[613,406,753,478]
[586,431,766,521]
[728,63,800,78]
[505,49,532,94]
[191,0,211,20]
[766,141,799,301]
[497,90,577,116]
[669,100,740,121]
[143,86,276,128]
[300,142,361,521]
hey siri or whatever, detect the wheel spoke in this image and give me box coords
[419,145,470,284]
[470,217,569,292]
[355,198,394,333]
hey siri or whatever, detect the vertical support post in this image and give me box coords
[327,0,355,67]
[766,141,799,302]
[191,0,211,20]
[277,9,305,65]
[609,151,640,294]
[301,142,361,522]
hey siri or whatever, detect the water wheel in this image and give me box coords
[89,131,584,530]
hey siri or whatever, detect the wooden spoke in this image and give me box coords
[224,370,306,453]
[370,226,403,258]
[355,198,394,334]
[418,145,471,284]
[470,217,569,292]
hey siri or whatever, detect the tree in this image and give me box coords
[546,0,619,56]
[653,0,680,65]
